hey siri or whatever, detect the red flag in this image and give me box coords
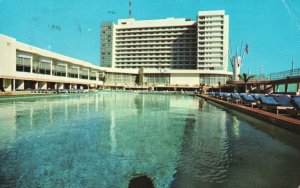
[245,43,249,54]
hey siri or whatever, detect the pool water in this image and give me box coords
[0,92,300,187]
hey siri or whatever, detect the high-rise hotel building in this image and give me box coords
[101,10,229,71]
[100,10,231,86]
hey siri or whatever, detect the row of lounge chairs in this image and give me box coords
[207,92,300,116]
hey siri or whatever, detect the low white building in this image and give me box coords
[0,34,106,91]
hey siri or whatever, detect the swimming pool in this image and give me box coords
[0,92,300,187]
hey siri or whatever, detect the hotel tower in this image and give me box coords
[101,10,229,71]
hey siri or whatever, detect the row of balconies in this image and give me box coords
[197,44,224,48]
[115,61,196,64]
[115,55,197,60]
[116,66,194,70]
[198,21,223,25]
[115,40,196,46]
[115,41,197,49]
[115,58,196,63]
[115,35,197,42]
[116,42,197,48]
[115,38,196,44]
[198,36,223,40]
[116,38,195,44]
[115,53,196,57]
[198,46,223,49]
[197,39,224,43]
[197,63,224,67]
[115,63,195,67]
[198,41,223,45]
[197,50,223,54]
[197,55,223,58]
[116,27,196,34]
[198,23,223,27]
[115,49,197,54]
[198,26,223,30]
[114,45,197,51]
[198,16,224,20]
[115,53,196,58]
[198,29,223,33]
[198,57,223,61]
[115,32,196,39]
[198,33,223,37]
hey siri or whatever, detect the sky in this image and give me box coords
[1,0,300,75]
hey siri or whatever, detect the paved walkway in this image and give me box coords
[199,94,300,135]
[0,91,49,96]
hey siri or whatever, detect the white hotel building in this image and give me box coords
[0,10,231,92]
[101,10,231,86]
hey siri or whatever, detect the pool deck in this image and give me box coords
[198,94,300,135]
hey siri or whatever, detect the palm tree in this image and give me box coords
[99,74,106,89]
[238,73,255,93]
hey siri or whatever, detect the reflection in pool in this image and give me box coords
[0,92,300,187]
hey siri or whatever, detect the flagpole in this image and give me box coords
[229,40,233,58]
[228,49,232,66]
[229,40,233,67]
[241,43,247,60]
[240,40,244,56]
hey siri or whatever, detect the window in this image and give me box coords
[32,61,51,75]
[16,56,31,72]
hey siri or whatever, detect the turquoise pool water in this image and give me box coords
[0,92,300,187]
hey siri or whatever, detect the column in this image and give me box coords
[12,79,15,91]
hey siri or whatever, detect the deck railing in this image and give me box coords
[269,69,300,80]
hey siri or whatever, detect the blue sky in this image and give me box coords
[1,0,300,74]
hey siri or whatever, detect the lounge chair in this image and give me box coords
[240,94,257,108]
[214,92,222,99]
[259,95,294,114]
[290,96,300,117]
[291,96,300,109]
[221,93,231,101]
[252,94,264,101]
[230,93,241,104]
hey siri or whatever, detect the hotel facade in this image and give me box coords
[0,10,232,92]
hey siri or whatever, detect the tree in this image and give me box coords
[238,73,255,93]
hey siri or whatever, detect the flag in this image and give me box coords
[245,43,249,54]
[129,0,132,18]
